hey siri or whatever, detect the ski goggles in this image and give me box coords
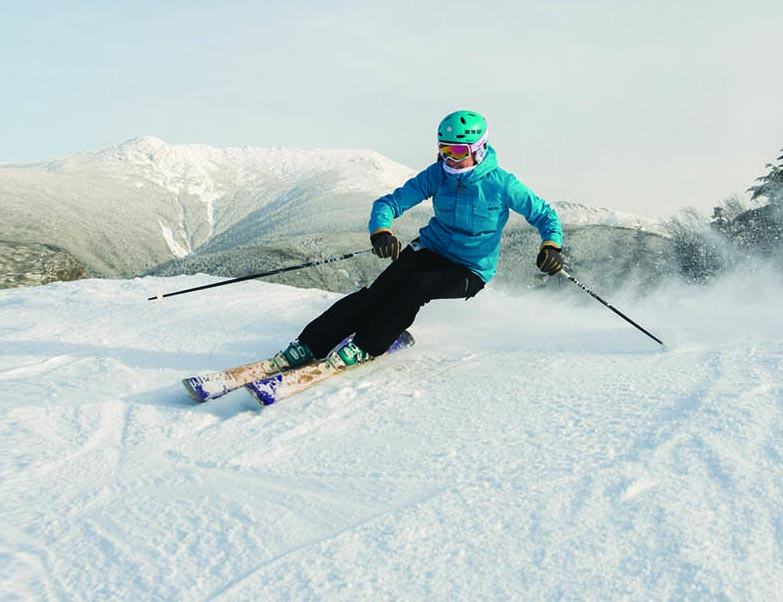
[438,143,473,161]
[438,130,489,162]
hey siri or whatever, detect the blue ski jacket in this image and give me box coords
[368,146,563,282]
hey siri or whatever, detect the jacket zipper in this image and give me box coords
[455,177,465,228]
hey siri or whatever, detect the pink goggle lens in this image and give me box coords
[438,143,472,161]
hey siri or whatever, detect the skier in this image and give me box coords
[273,110,563,370]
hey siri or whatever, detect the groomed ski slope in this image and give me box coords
[2,272,782,600]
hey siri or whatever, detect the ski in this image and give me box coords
[245,331,415,406]
[182,357,288,403]
[182,335,356,403]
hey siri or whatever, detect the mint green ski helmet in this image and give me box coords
[437,110,488,145]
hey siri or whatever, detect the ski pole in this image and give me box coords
[559,269,664,346]
[148,249,374,301]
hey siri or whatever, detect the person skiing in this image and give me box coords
[273,110,563,370]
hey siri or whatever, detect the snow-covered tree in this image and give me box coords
[748,148,783,206]
[664,208,729,283]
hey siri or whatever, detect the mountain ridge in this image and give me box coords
[0,137,670,291]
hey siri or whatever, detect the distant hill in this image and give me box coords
[0,137,424,282]
[0,137,673,292]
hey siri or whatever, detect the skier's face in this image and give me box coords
[442,152,476,169]
[439,142,477,168]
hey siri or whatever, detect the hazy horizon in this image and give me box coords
[3,0,782,218]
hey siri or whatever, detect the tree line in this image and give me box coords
[664,147,783,282]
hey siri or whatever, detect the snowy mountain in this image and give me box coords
[0,137,669,292]
[2,271,782,599]
[0,137,422,283]
[552,199,665,234]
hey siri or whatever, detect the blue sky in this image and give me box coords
[2,0,781,217]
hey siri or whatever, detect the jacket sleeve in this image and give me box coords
[506,176,563,247]
[368,164,439,233]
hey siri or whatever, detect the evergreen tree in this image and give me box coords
[748,148,783,206]
[664,208,728,283]
[710,195,746,236]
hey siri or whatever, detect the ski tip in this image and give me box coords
[182,371,239,403]
[245,375,282,407]
[182,376,232,403]
[182,378,209,403]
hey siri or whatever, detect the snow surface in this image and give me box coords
[2,271,782,600]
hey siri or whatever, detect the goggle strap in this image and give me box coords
[469,129,489,152]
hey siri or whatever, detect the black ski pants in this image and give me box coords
[299,244,485,358]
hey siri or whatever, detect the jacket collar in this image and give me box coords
[442,145,497,182]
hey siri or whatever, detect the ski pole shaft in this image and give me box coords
[148,249,374,301]
[559,269,664,346]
